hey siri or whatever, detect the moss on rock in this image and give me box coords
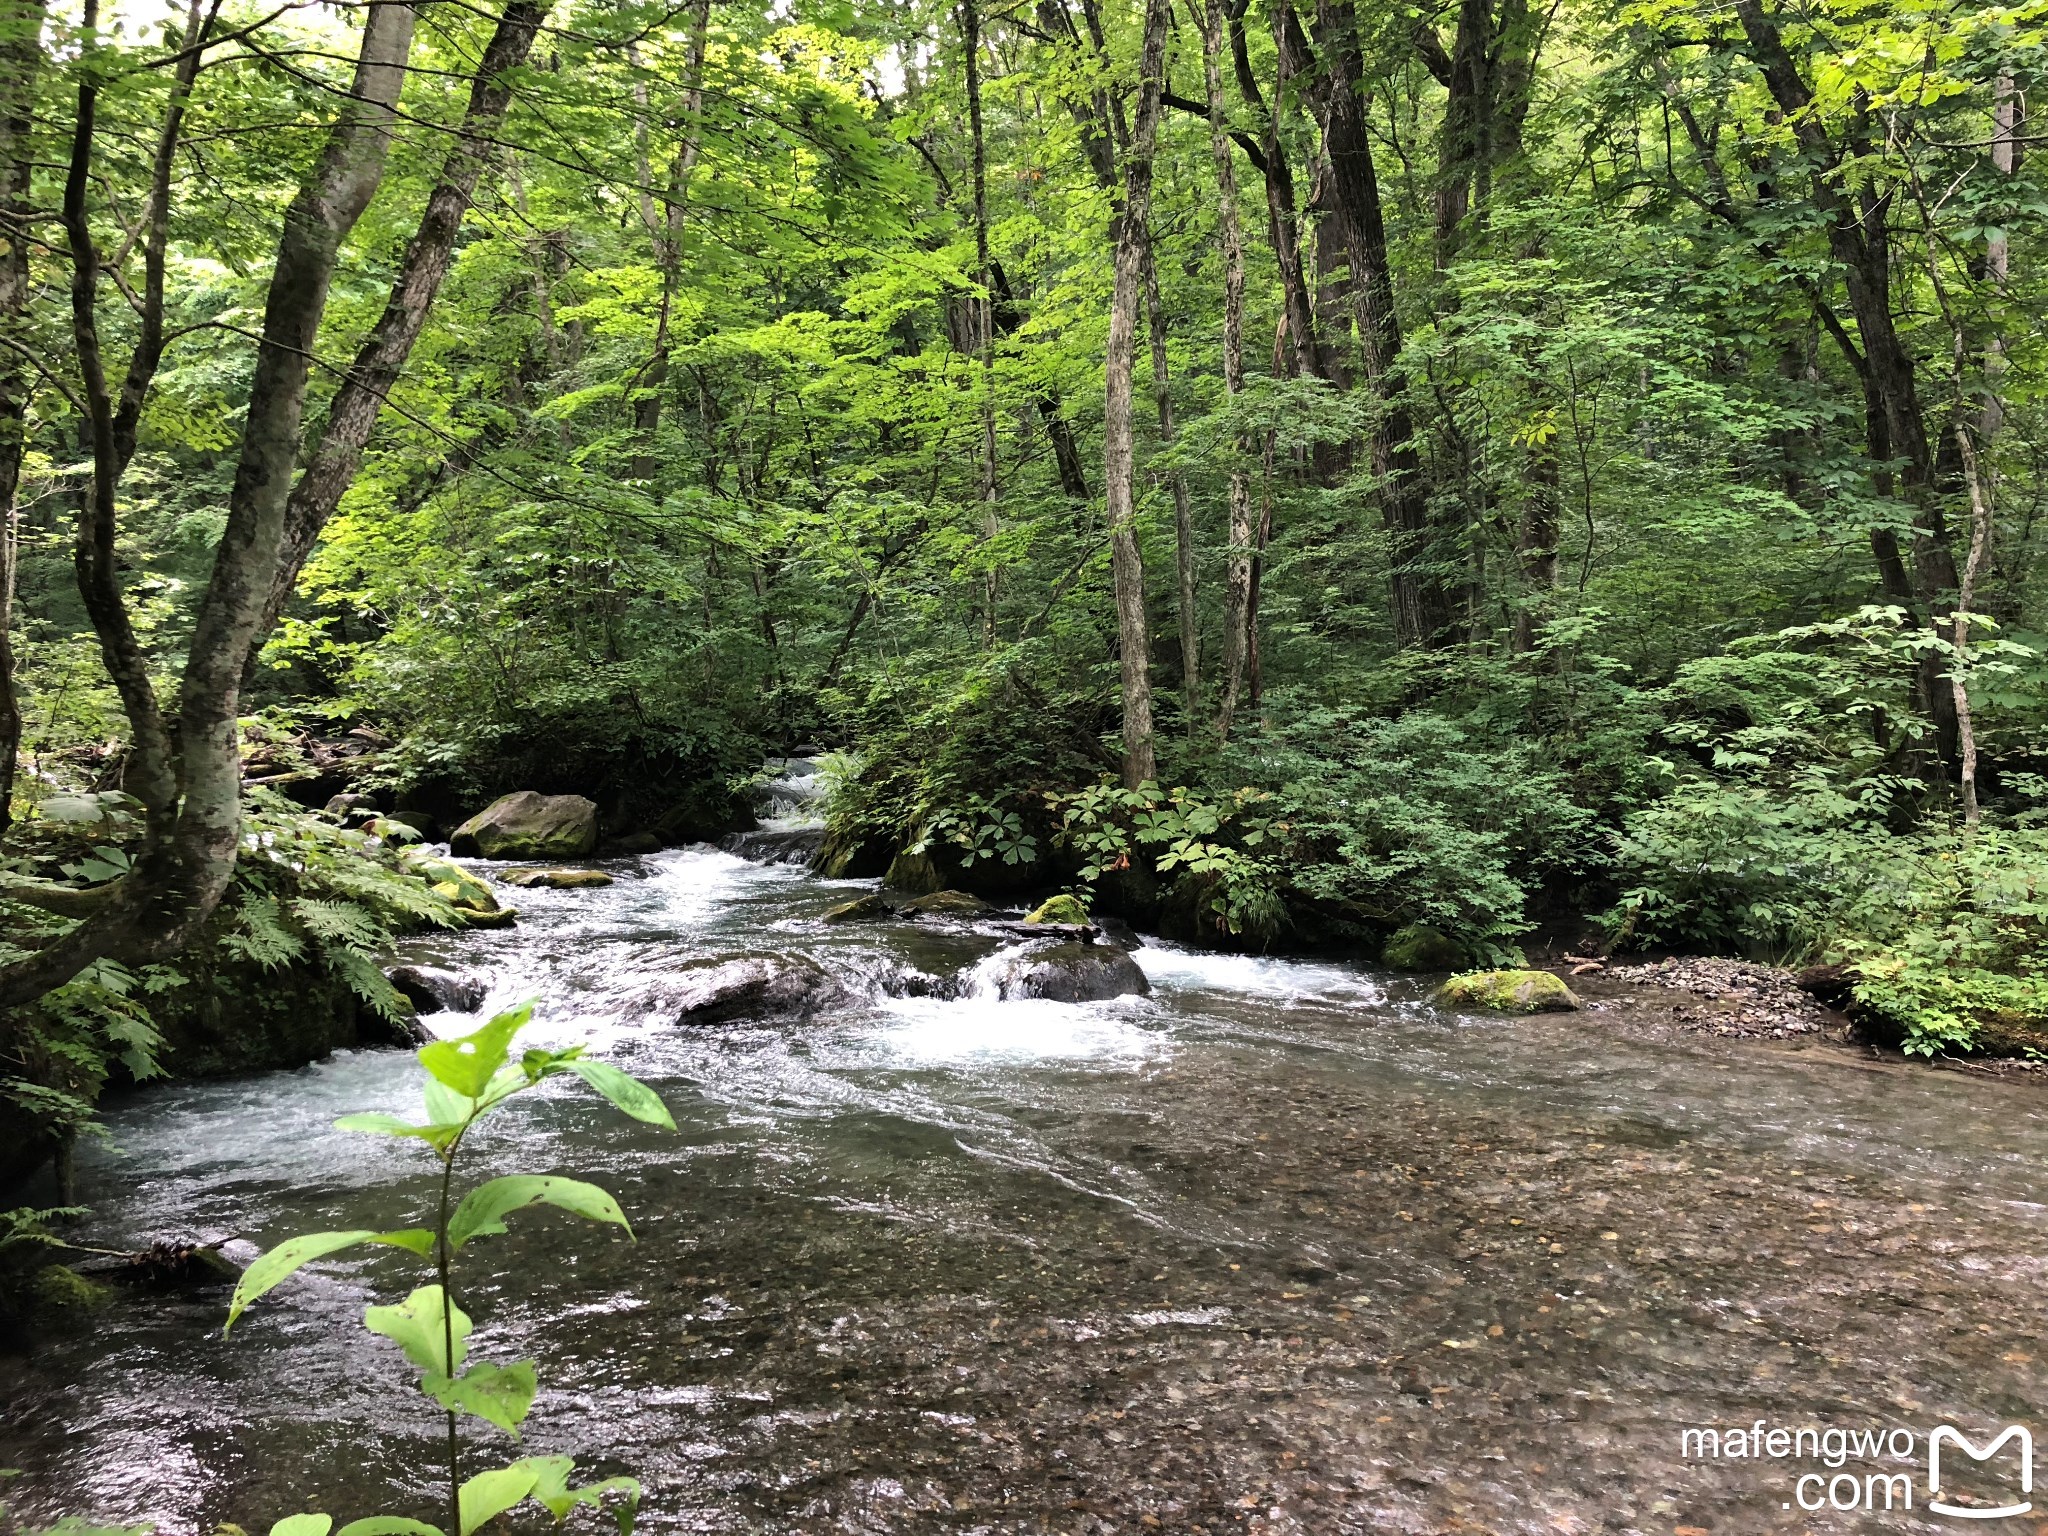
[900,889,992,917]
[820,892,891,924]
[1024,893,1091,926]
[499,867,614,889]
[1436,968,1581,1014]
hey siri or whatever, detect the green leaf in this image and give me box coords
[418,1003,533,1099]
[426,1359,538,1437]
[268,1518,332,1536]
[519,1455,642,1532]
[335,1522,444,1536]
[374,1227,436,1256]
[566,1060,675,1130]
[334,1113,463,1151]
[365,1284,471,1375]
[457,1465,539,1536]
[447,1175,631,1250]
[227,1231,377,1332]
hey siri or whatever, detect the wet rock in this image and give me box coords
[821,891,892,924]
[1382,923,1465,972]
[814,826,888,879]
[1437,969,1580,1014]
[498,867,614,890]
[388,965,486,1014]
[656,954,848,1025]
[901,889,992,918]
[325,792,379,819]
[884,847,944,894]
[980,941,1151,1002]
[450,791,598,860]
[1025,893,1091,926]
[28,1264,112,1324]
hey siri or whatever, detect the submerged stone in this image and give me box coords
[1437,968,1580,1014]
[656,954,847,1025]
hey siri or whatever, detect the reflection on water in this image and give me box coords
[3,846,2046,1534]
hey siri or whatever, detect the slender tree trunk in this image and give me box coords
[629,0,709,486]
[1103,0,1169,788]
[1950,427,1992,825]
[0,0,46,834]
[963,0,1001,646]
[1140,233,1198,724]
[1204,0,1255,739]
[0,0,416,1009]
[254,1,546,664]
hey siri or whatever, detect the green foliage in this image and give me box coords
[226,1004,674,1534]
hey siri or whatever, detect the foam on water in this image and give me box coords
[1131,941,1383,1006]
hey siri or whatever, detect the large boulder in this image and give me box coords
[821,891,892,924]
[884,847,944,894]
[978,941,1150,1003]
[653,954,847,1025]
[1436,969,1580,1014]
[450,792,598,860]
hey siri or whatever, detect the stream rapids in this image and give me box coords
[3,774,2045,1533]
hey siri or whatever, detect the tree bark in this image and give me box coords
[0,0,417,1009]
[963,0,1001,647]
[1103,0,1169,788]
[0,0,47,835]
[253,0,547,663]
[1204,0,1256,740]
[1310,0,1457,646]
[1140,232,1198,724]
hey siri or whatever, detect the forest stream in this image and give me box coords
[3,765,2045,1535]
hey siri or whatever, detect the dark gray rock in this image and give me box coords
[979,942,1150,1003]
[657,954,848,1025]
[388,965,487,1014]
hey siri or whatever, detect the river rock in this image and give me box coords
[498,867,614,890]
[901,889,992,917]
[657,954,847,1025]
[602,831,664,856]
[450,792,598,860]
[1024,893,1091,926]
[1382,923,1465,972]
[1436,968,1580,1014]
[980,941,1150,1003]
[821,891,892,924]
[388,965,486,1014]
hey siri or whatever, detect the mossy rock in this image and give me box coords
[1436,969,1580,1014]
[499,867,614,890]
[1382,923,1465,971]
[450,791,598,860]
[884,848,944,894]
[900,889,992,917]
[821,892,891,924]
[409,854,500,913]
[1024,893,1091,926]
[29,1264,112,1322]
[457,905,520,929]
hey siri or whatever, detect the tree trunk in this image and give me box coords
[254,0,547,663]
[0,0,46,835]
[1311,0,1457,647]
[1140,233,1198,724]
[1204,0,1255,740]
[1103,0,1169,788]
[0,0,416,1009]
[963,0,1002,647]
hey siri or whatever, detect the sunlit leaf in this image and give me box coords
[418,1003,532,1099]
[365,1284,472,1376]
[566,1060,676,1130]
[447,1175,630,1250]
[456,1464,539,1536]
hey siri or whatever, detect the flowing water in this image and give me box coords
[4,794,2047,1533]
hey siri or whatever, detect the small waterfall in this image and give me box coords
[724,754,829,864]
